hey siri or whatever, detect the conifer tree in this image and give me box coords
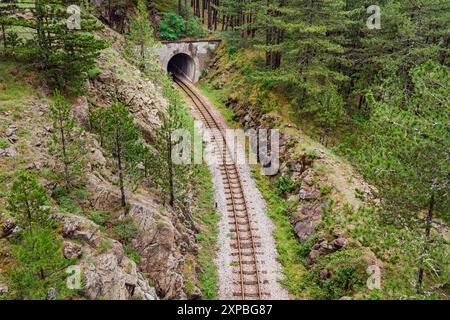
[6,172,71,300]
[361,60,449,293]
[124,0,159,72]
[99,101,141,208]
[7,171,51,232]
[0,1,106,92]
[7,227,71,300]
[153,78,191,208]
[49,90,85,188]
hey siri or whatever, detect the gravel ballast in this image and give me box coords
[182,85,289,300]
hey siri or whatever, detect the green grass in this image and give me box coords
[192,165,220,300]
[252,166,307,298]
[124,244,141,264]
[198,78,307,298]
[0,59,36,112]
[197,83,238,126]
[0,138,10,149]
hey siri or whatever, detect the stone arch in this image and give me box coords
[155,40,220,83]
[167,53,196,82]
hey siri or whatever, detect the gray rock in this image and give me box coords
[72,96,90,128]
[5,126,17,137]
[98,70,113,83]
[2,219,20,238]
[0,147,18,157]
[294,220,316,241]
[46,288,57,300]
[53,212,101,246]
[63,241,83,259]
[331,237,348,249]
[320,269,331,280]
[7,134,19,144]
[0,285,8,296]
[299,185,320,201]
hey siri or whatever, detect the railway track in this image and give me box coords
[173,74,269,300]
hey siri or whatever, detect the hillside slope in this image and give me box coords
[200,43,449,299]
[0,25,215,300]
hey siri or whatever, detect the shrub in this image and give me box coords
[275,175,294,196]
[124,245,141,264]
[112,217,138,244]
[158,13,206,40]
[307,249,368,299]
[88,211,110,227]
[158,13,185,40]
[185,17,206,38]
[0,138,10,149]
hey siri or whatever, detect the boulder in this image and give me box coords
[97,70,114,83]
[5,125,17,137]
[0,147,18,158]
[1,219,20,238]
[86,174,122,211]
[55,211,159,300]
[63,241,83,259]
[293,203,323,241]
[299,184,320,201]
[129,203,185,300]
[53,212,101,246]
[331,237,348,250]
[307,236,349,264]
[72,96,90,128]
[0,285,7,296]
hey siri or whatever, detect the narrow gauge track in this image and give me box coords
[174,74,269,300]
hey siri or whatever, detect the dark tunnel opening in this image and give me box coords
[167,53,196,82]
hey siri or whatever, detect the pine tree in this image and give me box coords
[99,101,141,208]
[7,227,71,300]
[361,60,449,293]
[124,0,159,72]
[0,1,107,92]
[49,90,85,188]
[7,171,51,232]
[153,78,192,208]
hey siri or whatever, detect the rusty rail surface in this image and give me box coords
[174,74,267,300]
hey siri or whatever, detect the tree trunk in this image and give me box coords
[1,25,6,51]
[57,107,70,187]
[178,0,183,16]
[168,133,175,207]
[116,132,126,208]
[185,0,189,31]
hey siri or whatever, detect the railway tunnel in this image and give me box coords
[154,39,221,83]
[167,53,196,82]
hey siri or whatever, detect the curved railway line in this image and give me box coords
[173,74,269,300]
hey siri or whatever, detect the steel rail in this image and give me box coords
[174,74,263,300]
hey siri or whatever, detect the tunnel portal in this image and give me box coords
[167,53,196,82]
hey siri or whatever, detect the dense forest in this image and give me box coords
[0,0,448,301]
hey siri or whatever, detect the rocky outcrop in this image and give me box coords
[293,203,324,241]
[307,236,349,265]
[72,96,90,128]
[53,211,158,300]
[128,201,192,300]
[85,171,198,299]
[87,46,164,143]
[81,33,202,299]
